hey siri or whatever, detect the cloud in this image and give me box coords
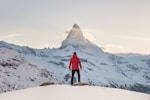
[84,33,96,41]
[0,34,24,39]
[102,44,128,53]
[132,37,150,42]
[123,36,150,43]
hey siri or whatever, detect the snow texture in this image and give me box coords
[0,85,149,100]
[0,48,60,93]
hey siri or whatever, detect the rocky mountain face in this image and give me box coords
[0,24,150,93]
[0,48,60,93]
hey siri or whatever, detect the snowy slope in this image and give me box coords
[0,48,60,93]
[0,24,150,93]
[0,85,149,100]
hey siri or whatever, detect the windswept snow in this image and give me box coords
[0,85,149,100]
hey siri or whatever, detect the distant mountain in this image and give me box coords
[0,24,150,93]
[61,24,100,49]
[61,24,105,57]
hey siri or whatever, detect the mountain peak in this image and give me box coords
[61,24,84,48]
[60,24,103,52]
[73,24,80,29]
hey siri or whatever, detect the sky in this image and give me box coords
[0,0,150,54]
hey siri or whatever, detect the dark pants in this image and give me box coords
[71,70,80,85]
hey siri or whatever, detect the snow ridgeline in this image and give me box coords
[0,48,61,93]
[0,85,149,100]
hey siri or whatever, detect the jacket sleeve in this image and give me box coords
[69,58,72,69]
[78,58,82,69]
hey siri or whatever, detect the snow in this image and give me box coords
[0,48,60,93]
[0,85,149,100]
[61,24,101,51]
[0,24,150,93]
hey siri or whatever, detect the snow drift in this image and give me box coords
[0,85,149,100]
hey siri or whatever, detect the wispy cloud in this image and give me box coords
[131,37,150,42]
[84,33,96,41]
[0,34,24,39]
[102,44,128,53]
[124,36,150,42]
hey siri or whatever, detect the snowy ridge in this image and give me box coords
[0,85,149,100]
[0,24,150,93]
[0,48,60,93]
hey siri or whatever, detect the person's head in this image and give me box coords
[73,52,76,55]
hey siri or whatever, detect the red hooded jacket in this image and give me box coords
[69,54,82,70]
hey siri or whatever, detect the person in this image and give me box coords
[69,52,82,85]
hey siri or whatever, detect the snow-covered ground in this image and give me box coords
[0,85,149,100]
[0,48,60,93]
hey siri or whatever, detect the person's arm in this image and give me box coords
[78,58,82,69]
[69,59,72,69]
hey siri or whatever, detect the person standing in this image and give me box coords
[69,52,82,85]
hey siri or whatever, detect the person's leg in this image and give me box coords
[77,70,80,83]
[71,70,75,85]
